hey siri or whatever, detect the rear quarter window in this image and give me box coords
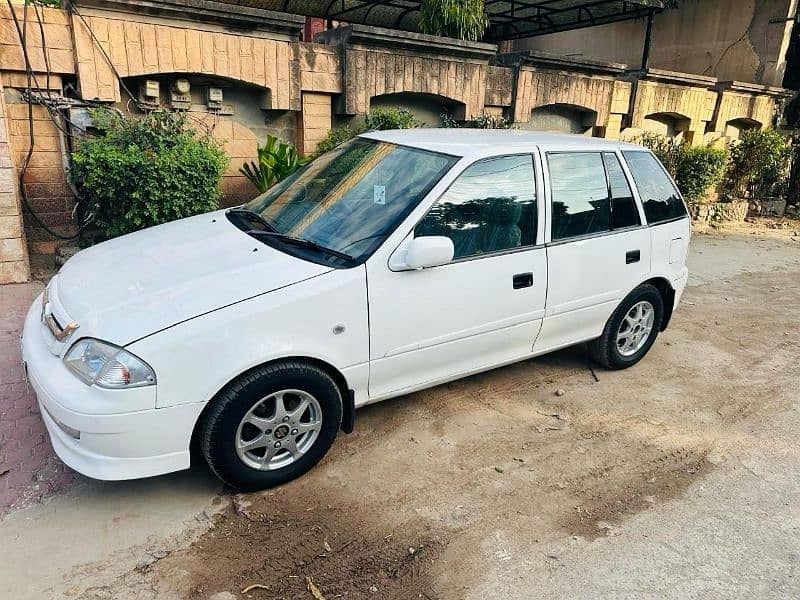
[622,151,687,224]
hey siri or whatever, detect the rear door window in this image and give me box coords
[547,153,610,241]
[603,152,640,229]
[622,151,687,224]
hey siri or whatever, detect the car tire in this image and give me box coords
[199,361,343,491]
[589,283,664,370]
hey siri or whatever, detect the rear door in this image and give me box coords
[621,150,691,284]
[534,149,651,353]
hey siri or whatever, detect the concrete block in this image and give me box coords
[0,260,29,284]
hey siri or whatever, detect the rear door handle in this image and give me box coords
[513,272,534,289]
[626,250,641,264]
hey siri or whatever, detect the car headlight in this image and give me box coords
[64,338,156,388]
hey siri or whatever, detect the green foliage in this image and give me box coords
[677,146,728,203]
[441,112,515,129]
[724,128,791,199]
[638,133,727,203]
[312,107,419,157]
[315,127,360,155]
[364,107,420,130]
[419,0,489,41]
[70,109,227,239]
[240,135,306,193]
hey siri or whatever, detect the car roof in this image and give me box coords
[359,128,645,158]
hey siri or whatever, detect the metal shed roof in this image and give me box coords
[240,0,664,40]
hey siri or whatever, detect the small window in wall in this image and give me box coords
[603,152,640,229]
[623,151,687,224]
[415,155,537,260]
[548,153,610,241]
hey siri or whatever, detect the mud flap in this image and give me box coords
[341,389,356,434]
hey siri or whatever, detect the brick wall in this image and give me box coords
[0,5,791,282]
[0,73,30,284]
[299,92,332,156]
[6,101,75,255]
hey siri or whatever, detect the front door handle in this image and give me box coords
[626,250,641,264]
[513,272,534,289]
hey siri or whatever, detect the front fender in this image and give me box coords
[127,267,369,409]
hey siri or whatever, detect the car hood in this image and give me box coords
[53,210,332,346]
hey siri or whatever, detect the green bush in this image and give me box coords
[724,128,791,199]
[441,112,515,129]
[70,110,227,239]
[364,107,420,130]
[677,146,728,203]
[419,0,489,41]
[639,133,727,203]
[315,127,360,155]
[240,134,305,193]
[312,107,419,157]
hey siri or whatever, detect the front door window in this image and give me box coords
[415,154,537,260]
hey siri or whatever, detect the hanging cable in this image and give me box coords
[5,0,90,240]
[66,1,145,111]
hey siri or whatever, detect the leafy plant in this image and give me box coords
[441,112,515,129]
[676,146,727,203]
[419,0,489,41]
[312,107,419,157]
[364,107,420,130]
[240,135,306,193]
[70,109,227,239]
[724,128,791,199]
[638,133,727,203]
[315,127,360,155]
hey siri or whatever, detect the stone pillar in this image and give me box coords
[602,113,625,140]
[0,74,30,284]
[298,92,332,156]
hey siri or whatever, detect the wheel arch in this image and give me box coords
[640,276,676,331]
[190,356,355,459]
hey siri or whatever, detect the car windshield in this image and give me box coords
[241,138,458,265]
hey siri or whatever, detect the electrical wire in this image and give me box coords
[5,0,89,240]
[66,1,145,111]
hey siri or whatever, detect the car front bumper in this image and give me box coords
[20,294,204,481]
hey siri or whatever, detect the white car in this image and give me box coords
[22,130,689,490]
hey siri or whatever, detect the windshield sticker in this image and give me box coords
[373,185,386,205]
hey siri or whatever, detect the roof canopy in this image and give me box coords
[243,0,664,40]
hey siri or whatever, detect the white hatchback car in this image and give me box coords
[22,130,689,490]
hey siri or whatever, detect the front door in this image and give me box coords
[534,150,652,353]
[367,153,547,399]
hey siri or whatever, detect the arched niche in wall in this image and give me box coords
[117,73,298,207]
[524,104,597,135]
[368,92,466,127]
[642,112,691,140]
[118,74,297,143]
[724,117,761,140]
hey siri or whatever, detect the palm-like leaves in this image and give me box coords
[419,0,489,41]
[240,135,307,193]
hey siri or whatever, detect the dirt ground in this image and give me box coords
[2,226,800,600]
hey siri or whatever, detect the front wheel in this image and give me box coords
[199,361,343,490]
[589,284,664,370]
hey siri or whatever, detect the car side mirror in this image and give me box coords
[402,236,455,269]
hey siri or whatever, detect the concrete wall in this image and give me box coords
[0,72,30,284]
[515,0,798,88]
[0,3,791,283]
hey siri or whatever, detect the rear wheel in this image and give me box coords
[199,361,342,490]
[590,284,664,370]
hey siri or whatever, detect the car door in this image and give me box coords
[621,149,691,285]
[534,149,652,353]
[366,153,547,400]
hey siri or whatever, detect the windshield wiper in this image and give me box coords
[245,229,356,264]
[227,208,276,232]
